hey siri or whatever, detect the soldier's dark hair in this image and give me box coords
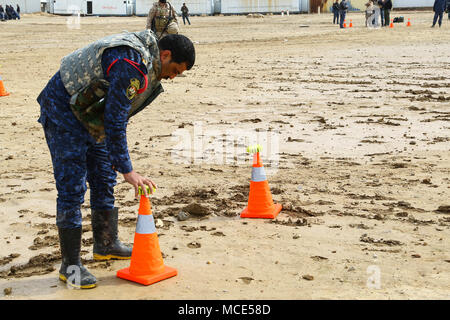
[158,34,195,70]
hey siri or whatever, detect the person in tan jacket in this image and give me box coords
[146,0,179,39]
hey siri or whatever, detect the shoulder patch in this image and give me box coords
[126,78,140,100]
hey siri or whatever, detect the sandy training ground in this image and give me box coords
[0,11,449,300]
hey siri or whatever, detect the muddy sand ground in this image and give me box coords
[0,11,449,300]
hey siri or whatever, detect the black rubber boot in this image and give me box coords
[91,207,132,260]
[58,227,97,289]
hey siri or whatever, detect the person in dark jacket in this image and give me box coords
[0,5,5,21]
[383,0,392,27]
[432,0,446,27]
[6,4,19,20]
[332,0,340,25]
[181,3,190,25]
[377,0,384,26]
[339,0,348,29]
[12,4,19,19]
[447,0,450,20]
[16,4,20,19]
[5,5,11,19]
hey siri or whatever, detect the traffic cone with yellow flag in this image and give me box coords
[240,145,282,219]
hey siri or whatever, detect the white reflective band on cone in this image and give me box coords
[251,166,267,182]
[135,214,156,234]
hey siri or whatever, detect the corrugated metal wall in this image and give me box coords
[51,0,130,15]
[91,0,129,15]
[42,0,435,16]
[220,0,300,14]
[136,0,213,16]
[52,0,72,14]
[299,0,309,12]
[393,0,434,8]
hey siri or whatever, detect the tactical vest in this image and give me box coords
[59,30,164,143]
[154,3,173,32]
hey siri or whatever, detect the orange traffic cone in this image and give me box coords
[389,19,394,28]
[240,145,282,219]
[0,75,10,97]
[349,19,353,28]
[117,187,177,285]
[407,18,411,27]
[343,19,347,28]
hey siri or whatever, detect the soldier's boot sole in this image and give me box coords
[59,274,97,289]
[93,253,131,261]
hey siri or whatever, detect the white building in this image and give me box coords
[220,0,301,14]
[44,0,135,15]
[136,0,310,16]
[40,0,438,16]
[135,0,213,16]
[0,0,40,13]
[394,0,435,8]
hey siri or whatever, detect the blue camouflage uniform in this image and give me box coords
[339,0,348,28]
[432,0,446,27]
[37,46,149,229]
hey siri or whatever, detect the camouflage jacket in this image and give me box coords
[146,2,178,31]
[60,30,163,143]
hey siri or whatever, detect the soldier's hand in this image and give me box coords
[122,170,157,198]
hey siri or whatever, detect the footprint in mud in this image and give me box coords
[28,235,59,250]
[435,205,450,214]
[310,256,328,262]
[183,203,210,217]
[286,137,305,142]
[0,253,20,266]
[187,241,201,249]
[238,277,254,284]
[230,193,246,202]
[270,217,308,227]
[360,234,403,246]
[1,252,60,279]
[118,217,137,227]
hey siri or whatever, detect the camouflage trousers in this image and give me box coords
[40,115,117,228]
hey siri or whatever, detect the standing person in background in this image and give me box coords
[181,3,191,25]
[372,1,380,27]
[6,4,19,20]
[432,0,446,27]
[447,0,450,20]
[377,0,384,26]
[383,0,392,27]
[0,5,5,21]
[339,0,348,29]
[16,4,20,19]
[5,5,11,19]
[332,0,340,25]
[365,1,374,27]
[12,4,19,19]
[146,0,179,40]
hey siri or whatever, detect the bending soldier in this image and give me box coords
[37,31,195,289]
